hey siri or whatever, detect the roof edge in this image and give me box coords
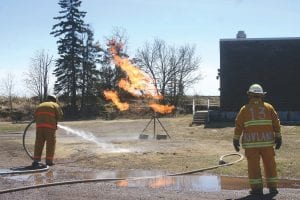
[220,37,300,42]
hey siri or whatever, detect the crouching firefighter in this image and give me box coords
[32,95,63,167]
[233,84,282,195]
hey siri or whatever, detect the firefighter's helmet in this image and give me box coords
[247,84,266,95]
[47,95,57,103]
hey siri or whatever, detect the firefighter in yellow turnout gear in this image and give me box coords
[233,84,282,195]
[32,95,63,167]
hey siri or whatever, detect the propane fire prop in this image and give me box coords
[140,112,171,139]
[103,40,174,139]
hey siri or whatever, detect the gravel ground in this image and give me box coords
[1,182,300,200]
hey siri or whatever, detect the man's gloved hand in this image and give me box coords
[233,139,240,152]
[275,136,282,150]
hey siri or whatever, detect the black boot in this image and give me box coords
[249,188,263,195]
[46,160,55,166]
[269,188,279,194]
[32,161,41,167]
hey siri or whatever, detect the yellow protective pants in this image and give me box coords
[245,147,278,190]
[33,128,56,162]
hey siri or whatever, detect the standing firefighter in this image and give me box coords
[233,84,282,195]
[32,95,63,167]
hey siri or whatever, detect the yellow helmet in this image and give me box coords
[247,84,266,95]
[47,95,57,103]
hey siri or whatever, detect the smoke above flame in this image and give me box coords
[103,40,175,114]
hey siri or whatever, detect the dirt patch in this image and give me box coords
[1,116,300,177]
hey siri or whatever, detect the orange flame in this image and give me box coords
[149,103,175,114]
[103,90,129,111]
[109,44,162,100]
[104,40,175,114]
[116,180,128,187]
[149,177,174,188]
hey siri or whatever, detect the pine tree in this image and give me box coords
[50,0,87,116]
[79,26,101,113]
[98,47,120,91]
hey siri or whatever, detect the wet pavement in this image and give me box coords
[1,169,299,192]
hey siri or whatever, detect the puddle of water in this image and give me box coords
[2,170,55,185]
[2,169,300,192]
[120,175,221,192]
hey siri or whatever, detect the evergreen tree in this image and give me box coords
[50,0,87,115]
[98,47,120,91]
[79,26,101,112]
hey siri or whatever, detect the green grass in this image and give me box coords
[0,122,27,133]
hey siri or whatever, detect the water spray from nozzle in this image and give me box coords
[58,124,103,146]
[57,124,130,153]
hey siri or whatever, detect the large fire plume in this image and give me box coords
[149,103,175,114]
[103,40,175,114]
[103,90,129,111]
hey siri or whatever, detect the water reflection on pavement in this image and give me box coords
[2,169,300,192]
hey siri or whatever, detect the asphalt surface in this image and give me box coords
[1,182,300,200]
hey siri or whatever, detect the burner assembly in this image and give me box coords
[103,41,174,140]
[139,112,171,140]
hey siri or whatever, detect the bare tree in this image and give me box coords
[99,27,129,92]
[24,50,53,102]
[169,45,202,105]
[106,27,129,54]
[1,72,15,112]
[135,39,173,97]
[136,39,201,105]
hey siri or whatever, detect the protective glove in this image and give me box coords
[233,139,240,152]
[275,136,282,150]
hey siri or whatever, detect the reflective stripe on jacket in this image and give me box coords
[234,99,281,149]
[35,101,63,130]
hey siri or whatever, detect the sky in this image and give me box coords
[0,0,300,97]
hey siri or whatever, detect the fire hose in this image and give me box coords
[23,119,35,160]
[0,153,243,194]
[0,121,244,194]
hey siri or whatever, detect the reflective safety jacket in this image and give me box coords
[234,99,281,149]
[35,101,63,130]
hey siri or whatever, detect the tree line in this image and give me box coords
[19,0,202,119]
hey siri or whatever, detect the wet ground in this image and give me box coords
[1,168,300,192]
[1,117,300,199]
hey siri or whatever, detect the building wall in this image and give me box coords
[219,38,300,112]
